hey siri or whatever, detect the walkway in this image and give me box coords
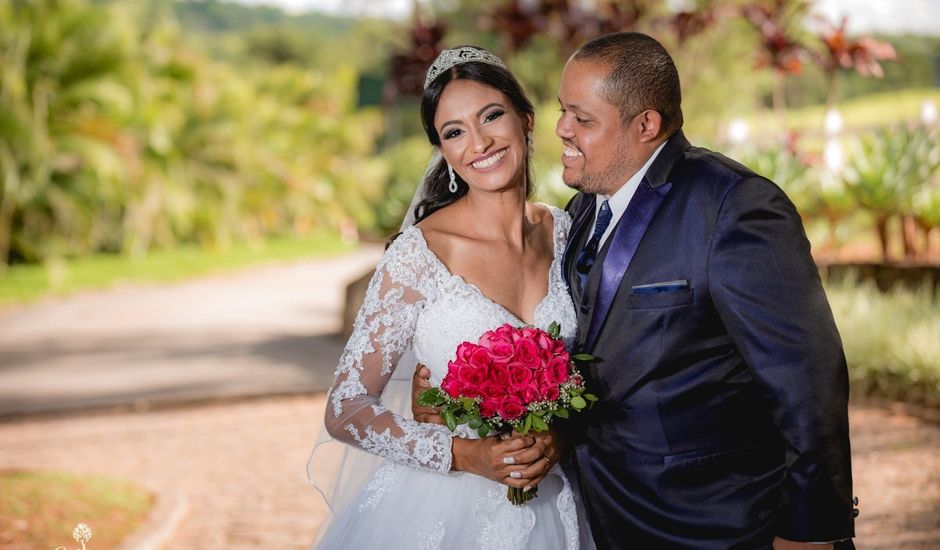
[0,248,937,548]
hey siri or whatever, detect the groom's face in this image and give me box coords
[556,58,640,196]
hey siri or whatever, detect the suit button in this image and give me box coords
[852,508,860,518]
[580,304,591,314]
[853,496,859,506]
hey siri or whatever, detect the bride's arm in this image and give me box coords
[324,239,454,473]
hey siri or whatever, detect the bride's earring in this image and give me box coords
[526,132,533,154]
[447,164,458,193]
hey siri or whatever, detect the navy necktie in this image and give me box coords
[576,199,612,291]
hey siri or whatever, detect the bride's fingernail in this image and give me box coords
[510,472,521,479]
[523,485,532,493]
[502,457,515,465]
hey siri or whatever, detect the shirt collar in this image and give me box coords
[595,139,669,221]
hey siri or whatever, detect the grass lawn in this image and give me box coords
[689,87,940,148]
[0,469,153,550]
[0,232,355,306]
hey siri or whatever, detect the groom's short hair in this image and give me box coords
[573,32,683,136]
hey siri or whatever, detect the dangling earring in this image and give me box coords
[447,164,458,193]
[526,132,533,155]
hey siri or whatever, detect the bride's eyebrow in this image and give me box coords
[439,102,505,132]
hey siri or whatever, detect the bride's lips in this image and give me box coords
[469,148,508,171]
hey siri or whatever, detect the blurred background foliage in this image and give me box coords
[2,0,939,269]
[0,0,938,406]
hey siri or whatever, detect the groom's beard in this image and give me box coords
[562,141,633,196]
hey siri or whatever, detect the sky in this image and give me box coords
[233,0,940,35]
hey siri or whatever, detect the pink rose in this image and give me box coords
[498,395,526,421]
[546,356,570,385]
[480,381,505,399]
[489,342,515,365]
[488,363,510,386]
[520,384,542,403]
[469,347,492,369]
[536,331,554,351]
[457,342,478,363]
[541,384,560,402]
[462,385,483,399]
[514,338,541,369]
[552,340,567,355]
[520,327,539,340]
[494,324,517,342]
[457,363,488,388]
[480,397,501,418]
[441,370,463,398]
[480,326,513,347]
[508,362,533,387]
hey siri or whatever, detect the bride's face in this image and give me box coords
[434,79,531,195]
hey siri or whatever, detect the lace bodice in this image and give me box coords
[325,206,576,474]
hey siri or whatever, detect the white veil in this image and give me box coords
[305,149,442,542]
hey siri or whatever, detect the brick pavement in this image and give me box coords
[1,396,938,549]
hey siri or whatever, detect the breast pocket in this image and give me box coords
[628,280,693,309]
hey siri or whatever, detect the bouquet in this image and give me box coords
[418,321,596,505]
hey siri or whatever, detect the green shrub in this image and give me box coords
[826,280,940,408]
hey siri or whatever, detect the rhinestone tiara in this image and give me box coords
[424,46,507,90]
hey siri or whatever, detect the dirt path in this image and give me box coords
[0,396,937,549]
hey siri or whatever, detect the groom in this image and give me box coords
[553,32,855,549]
[414,31,856,549]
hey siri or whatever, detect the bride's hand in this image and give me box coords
[451,431,560,490]
[501,429,564,490]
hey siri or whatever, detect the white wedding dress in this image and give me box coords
[312,206,593,550]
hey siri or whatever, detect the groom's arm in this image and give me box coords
[707,175,856,544]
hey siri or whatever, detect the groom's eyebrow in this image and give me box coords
[439,102,504,131]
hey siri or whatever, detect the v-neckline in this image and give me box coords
[409,207,562,326]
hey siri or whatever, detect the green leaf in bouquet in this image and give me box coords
[554,407,570,419]
[418,388,447,407]
[521,414,533,434]
[468,417,482,429]
[572,353,595,362]
[585,393,599,403]
[548,321,561,339]
[444,410,458,432]
[476,423,490,438]
[570,395,587,410]
[531,415,549,432]
[457,414,469,425]
[460,397,475,411]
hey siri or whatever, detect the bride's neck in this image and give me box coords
[461,188,530,246]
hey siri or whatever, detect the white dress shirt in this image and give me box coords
[591,140,668,249]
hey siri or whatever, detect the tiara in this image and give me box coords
[424,46,507,90]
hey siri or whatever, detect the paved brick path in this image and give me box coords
[0,395,937,549]
[0,248,937,548]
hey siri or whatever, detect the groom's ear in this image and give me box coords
[636,110,663,143]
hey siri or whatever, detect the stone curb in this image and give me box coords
[117,489,189,550]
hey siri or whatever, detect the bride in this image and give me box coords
[308,46,593,549]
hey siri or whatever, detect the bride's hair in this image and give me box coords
[414,53,536,225]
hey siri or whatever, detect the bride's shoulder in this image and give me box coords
[531,202,572,233]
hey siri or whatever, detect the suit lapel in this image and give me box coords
[585,179,672,350]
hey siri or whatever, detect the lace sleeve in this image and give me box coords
[324,233,453,473]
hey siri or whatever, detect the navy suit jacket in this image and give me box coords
[561,132,855,549]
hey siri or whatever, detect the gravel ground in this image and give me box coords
[0,395,938,549]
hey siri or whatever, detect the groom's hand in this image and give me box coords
[411,363,444,424]
[773,538,833,550]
